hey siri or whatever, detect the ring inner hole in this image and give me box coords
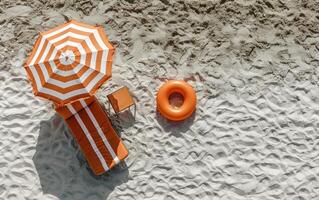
[169,92,184,109]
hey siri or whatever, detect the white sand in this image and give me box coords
[1,0,319,199]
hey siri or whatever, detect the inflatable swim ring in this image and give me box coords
[157,80,196,121]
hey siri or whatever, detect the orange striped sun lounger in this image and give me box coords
[55,96,128,175]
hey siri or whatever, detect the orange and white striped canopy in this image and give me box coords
[24,20,115,105]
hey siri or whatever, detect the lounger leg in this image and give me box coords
[134,103,136,119]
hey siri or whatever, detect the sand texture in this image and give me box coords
[1,0,319,199]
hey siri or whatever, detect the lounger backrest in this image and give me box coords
[55,96,128,175]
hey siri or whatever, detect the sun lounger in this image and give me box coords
[55,96,128,175]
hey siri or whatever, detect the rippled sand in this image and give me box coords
[1,0,319,199]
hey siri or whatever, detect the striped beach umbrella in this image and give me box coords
[24,20,115,105]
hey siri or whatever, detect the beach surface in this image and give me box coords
[1,0,319,199]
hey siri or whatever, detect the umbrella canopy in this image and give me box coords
[24,20,115,105]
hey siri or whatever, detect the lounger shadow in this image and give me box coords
[33,113,129,200]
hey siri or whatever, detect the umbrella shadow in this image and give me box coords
[33,113,129,200]
[155,110,196,138]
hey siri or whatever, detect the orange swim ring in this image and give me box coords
[156,80,196,121]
